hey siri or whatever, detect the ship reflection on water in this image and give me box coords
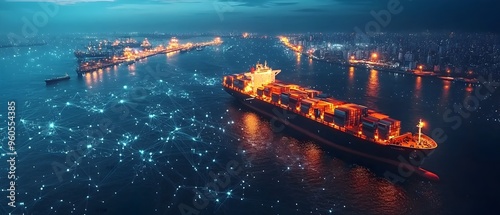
[349,66,355,80]
[441,80,451,107]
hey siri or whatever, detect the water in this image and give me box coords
[1,37,499,215]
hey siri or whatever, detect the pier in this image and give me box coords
[76,37,222,74]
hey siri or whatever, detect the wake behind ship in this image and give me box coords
[222,62,439,181]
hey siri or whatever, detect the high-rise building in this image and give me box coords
[427,54,432,65]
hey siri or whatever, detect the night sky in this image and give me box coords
[1,0,499,34]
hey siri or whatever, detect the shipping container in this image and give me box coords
[324,111,335,123]
[271,92,280,103]
[335,105,363,127]
[257,87,264,97]
[264,87,271,97]
[224,75,234,86]
[280,92,290,105]
[300,98,316,115]
[346,104,368,117]
[334,107,348,116]
[271,83,290,92]
[300,104,311,115]
[233,79,244,90]
[304,89,321,98]
[369,112,389,120]
[290,89,308,98]
[301,99,316,107]
[363,130,377,139]
[316,101,334,112]
[377,117,401,139]
[271,86,282,94]
[334,115,347,127]
[289,97,299,109]
[314,108,322,119]
[321,98,346,107]
[361,116,378,126]
[361,116,378,138]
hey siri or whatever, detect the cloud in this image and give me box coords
[5,0,114,4]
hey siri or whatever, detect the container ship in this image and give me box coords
[45,74,70,84]
[223,62,439,181]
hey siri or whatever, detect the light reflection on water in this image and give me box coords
[367,69,379,99]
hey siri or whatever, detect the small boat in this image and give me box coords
[438,76,455,81]
[45,74,70,84]
[196,46,203,51]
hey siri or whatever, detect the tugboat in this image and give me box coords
[45,74,70,85]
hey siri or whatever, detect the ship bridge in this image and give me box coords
[245,62,281,93]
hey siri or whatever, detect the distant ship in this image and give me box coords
[223,62,439,181]
[439,76,479,85]
[74,50,113,59]
[438,76,455,81]
[45,74,70,84]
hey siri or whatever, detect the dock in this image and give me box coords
[76,37,222,74]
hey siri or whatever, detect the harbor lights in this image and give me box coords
[417,119,425,143]
[371,53,378,62]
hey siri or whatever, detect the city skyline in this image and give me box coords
[1,0,499,34]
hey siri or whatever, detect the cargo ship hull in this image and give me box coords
[224,86,434,169]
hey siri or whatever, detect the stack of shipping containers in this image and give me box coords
[361,116,379,139]
[377,118,401,140]
[333,104,362,128]
[225,73,406,143]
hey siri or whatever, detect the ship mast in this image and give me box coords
[416,119,424,143]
